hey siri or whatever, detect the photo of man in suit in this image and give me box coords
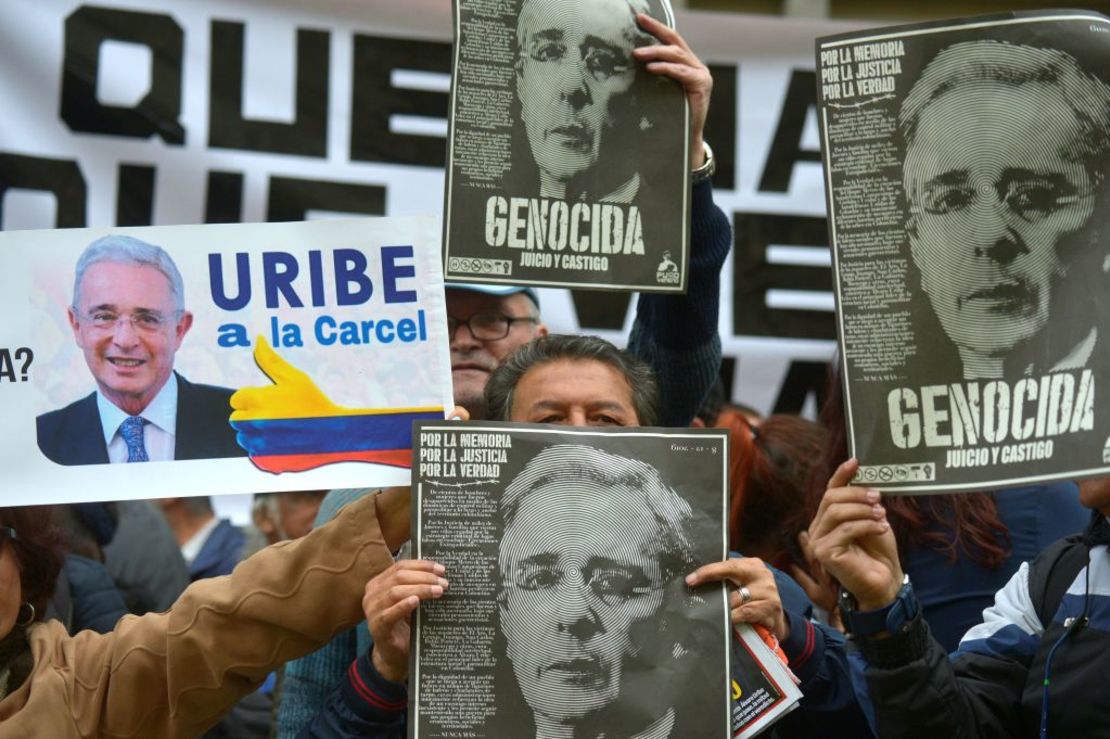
[36,235,245,465]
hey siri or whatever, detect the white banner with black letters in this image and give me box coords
[0,0,865,418]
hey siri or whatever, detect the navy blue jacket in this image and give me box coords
[64,554,130,634]
[864,516,1110,738]
[189,519,246,581]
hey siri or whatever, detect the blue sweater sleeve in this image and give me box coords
[766,564,877,737]
[276,489,376,738]
[298,652,408,739]
[627,179,730,426]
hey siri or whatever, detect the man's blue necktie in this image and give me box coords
[119,416,149,463]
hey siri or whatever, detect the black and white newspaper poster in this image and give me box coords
[410,423,762,739]
[442,0,691,293]
[817,10,1110,493]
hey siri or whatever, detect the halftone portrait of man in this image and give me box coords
[445,0,694,291]
[514,0,676,204]
[495,443,723,739]
[36,235,245,466]
[898,40,1110,380]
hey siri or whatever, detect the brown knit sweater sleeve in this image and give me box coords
[56,492,392,738]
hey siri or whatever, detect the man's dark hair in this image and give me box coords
[484,334,660,425]
[182,497,215,517]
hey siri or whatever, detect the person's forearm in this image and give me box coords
[863,616,1000,739]
[65,494,395,738]
[627,180,729,426]
[776,611,876,735]
[632,180,729,351]
[375,486,411,552]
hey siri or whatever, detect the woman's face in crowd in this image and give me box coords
[0,534,22,640]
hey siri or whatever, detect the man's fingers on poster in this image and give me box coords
[731,565,785,638]
[814,500,886,537]
[733,595,785,638]
[632,13,711,145]
[687,558,786,638]
[631,19,712,151]
[634,12,691,52]
[363,560,448,616]
[640,58,711,94]
[811,518,891,564]
[686,556,766,587]
[811,485,879,538]
[363,561,448,683]
[810,485,886,539]
[632,41,707,78]
[373,592,422,630]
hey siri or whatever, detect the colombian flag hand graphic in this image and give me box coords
[230,338,443,474]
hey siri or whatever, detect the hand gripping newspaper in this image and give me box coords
[817,10,1110,493]
[409,422,800,738]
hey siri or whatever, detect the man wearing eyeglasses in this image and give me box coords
[445,284,547,421]
[496,443,700,739]
[36,234,245,465]
[899,41,1110,380]
[516,0,662,203]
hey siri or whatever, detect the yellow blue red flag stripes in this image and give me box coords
[231,408,443,473]
[230,337,445,473]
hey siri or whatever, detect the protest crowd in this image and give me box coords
[3,3,1110,739]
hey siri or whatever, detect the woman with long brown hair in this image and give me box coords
[720,409,827,574]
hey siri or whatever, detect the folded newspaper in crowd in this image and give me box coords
[409,422,799,738]
[817,10,1110,493]
[442,0,691,293]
